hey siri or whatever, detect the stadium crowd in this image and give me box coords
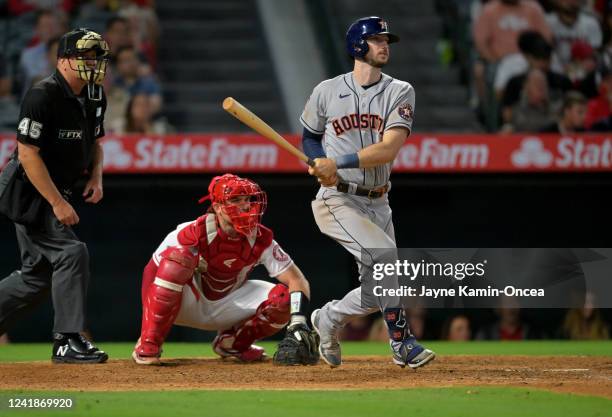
[0,0,170,134]
[341,293,610,342]
[439,0,612,132]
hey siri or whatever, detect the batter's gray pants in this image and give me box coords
[311,187,400,331]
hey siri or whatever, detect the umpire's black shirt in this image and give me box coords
[16,70,107,190]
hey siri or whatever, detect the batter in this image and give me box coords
[301,16,436,369]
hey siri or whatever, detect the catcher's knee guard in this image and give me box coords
[224,283,291,353]
[137,247,197,356]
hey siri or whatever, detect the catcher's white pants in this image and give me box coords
[174,278,274,331]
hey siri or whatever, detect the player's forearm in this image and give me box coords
[18,143,64,207]
[90,142,104,181]
[277,264,311,299]
[356,142,400,167]
[357,134,408,168]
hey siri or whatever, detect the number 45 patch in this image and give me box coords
[18,117,43,139]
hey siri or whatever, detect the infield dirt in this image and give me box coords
[1,355,611,398]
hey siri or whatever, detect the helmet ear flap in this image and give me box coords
[356,37,369,58]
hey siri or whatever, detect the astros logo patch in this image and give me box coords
[398,103,413,121]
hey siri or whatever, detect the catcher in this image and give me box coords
[132,173,319,366]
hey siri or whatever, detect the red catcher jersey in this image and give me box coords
[152,214,293,300]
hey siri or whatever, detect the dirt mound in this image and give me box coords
[1,355,611,398]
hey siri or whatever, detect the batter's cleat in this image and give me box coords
[51,333,108,364]
[390,336,436,369]
[212,333,267,362]
[132,338,161,365]
[310,309,341,368]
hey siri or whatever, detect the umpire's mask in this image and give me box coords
[58,28,110,101]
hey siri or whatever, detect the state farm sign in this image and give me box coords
[101,137,279,171]
[394,137,489,169]
[0,133,611,173]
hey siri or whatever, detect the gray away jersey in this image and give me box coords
[300,72,414,188]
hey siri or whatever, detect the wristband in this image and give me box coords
[335,153,359,169]
[290,291,310,316]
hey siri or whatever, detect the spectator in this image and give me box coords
[585,66,612,128]
[368,317,390,342]
[501,44,572,125]
[472,0,552,116]
[546,0,602,74]
[118,0,160,69]
[441,314,472,341]
[407,305,427,340]
[104,16,134,57]
[74,0,119,35]
[30,36,59,86]
[0,333,9,344]
[0,53,19,129]
[0,53,11,99]
[561,292,610,339]
[567,41,599,98]
[474,0,552,63]
[494,30,553,97]
[541,91,588,132]
[113,46,161,113]
[476,296,538,340]
[103,65,130,135]
[8,0,76,16]
[105,16,153,76]
[119,93,170,134]
[18,10,64,97]
[339,316,373,341]
[507,68,557,131]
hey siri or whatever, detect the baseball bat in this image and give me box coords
[222,97,315,167]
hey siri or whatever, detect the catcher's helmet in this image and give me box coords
[199,174,267,237]
[346,16,399,58]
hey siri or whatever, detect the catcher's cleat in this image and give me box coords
[212,333,266,362]
[51,333,108,364]
[132,338,161,365]
[390,336,436,369]
[310,309,341,368]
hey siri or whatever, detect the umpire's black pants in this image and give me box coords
[0,205,89,334]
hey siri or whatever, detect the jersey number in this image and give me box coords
[18,118,42,139]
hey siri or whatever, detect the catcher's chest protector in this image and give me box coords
[184,214,273,300]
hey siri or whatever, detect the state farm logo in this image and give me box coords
[394,137,489,169]
[511,136,612,169]
[102,138,132,169]
[511,137,553,168]
[98,137,278,171]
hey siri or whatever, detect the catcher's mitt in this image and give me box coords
[272,323,320,366]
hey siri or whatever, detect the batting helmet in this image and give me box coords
[346,16,399,58]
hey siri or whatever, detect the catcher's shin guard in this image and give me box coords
[135,247,197,360]
[220,283,291,354]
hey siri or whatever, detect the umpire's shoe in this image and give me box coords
[52,333,108,364]
[311,309,341,368]
[390,336,435,369]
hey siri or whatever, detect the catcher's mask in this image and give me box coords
[57,28,109,101]
[199,174,267,237]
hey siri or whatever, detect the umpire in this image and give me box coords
[0,28,110,363]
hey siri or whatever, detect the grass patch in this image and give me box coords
[1,340,611,362]
[0,387,609,417]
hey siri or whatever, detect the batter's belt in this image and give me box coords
[336,182,389,199]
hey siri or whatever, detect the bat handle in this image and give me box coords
[306,158,316,168]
